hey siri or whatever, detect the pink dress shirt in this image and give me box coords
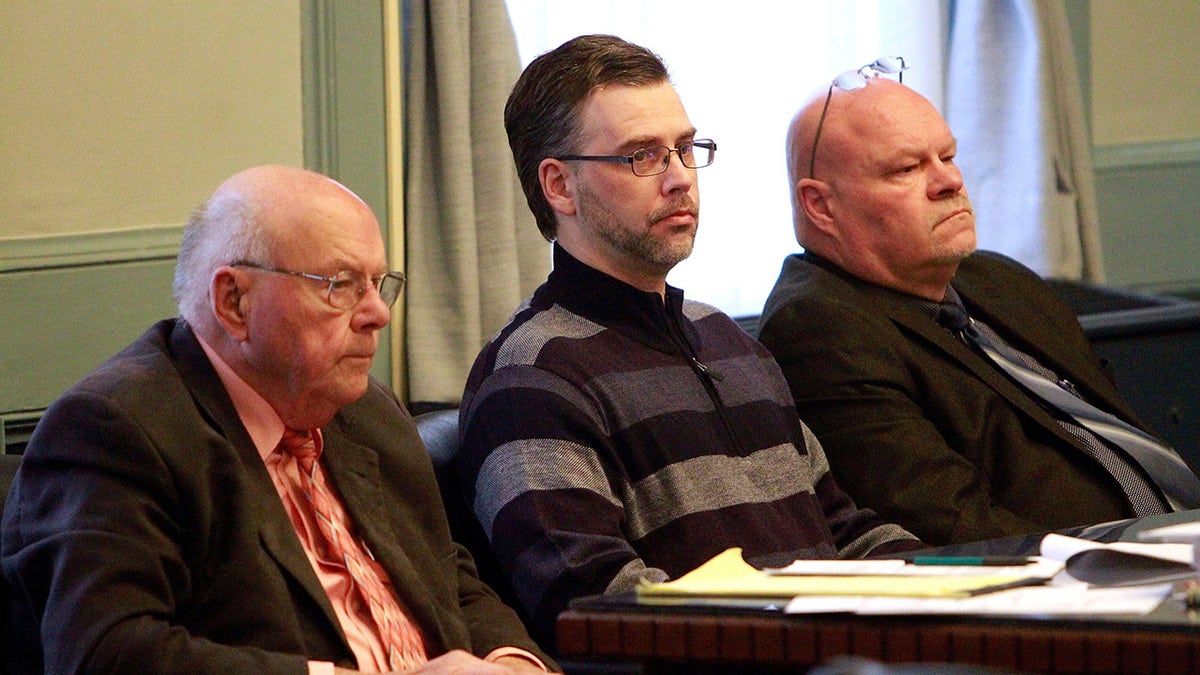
[195,336,544,673]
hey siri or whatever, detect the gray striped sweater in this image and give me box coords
[458,245,920,642]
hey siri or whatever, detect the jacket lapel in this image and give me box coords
[858,282,1087,449]
[168,321,347,641]
[953,270,1138,422]
[321,432,451,653]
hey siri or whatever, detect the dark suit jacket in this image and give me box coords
[759,251,1152,545]
[1,319,550,674]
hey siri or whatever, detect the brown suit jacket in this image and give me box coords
[759,251,1153,545]
[1,319,550,674]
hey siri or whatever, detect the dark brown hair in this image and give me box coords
[504,34,670,241]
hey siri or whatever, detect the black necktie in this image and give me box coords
[937,302,1200,514]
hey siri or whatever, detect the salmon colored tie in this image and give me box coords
[279,427,427,670]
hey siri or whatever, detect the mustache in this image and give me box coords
[649,196,699,223]
[937,197,974,221]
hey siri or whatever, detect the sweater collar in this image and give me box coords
[536,243,700,355]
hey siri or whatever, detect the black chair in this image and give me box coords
[0,454,19,511]
[413,410,531,626]
[0,453,19,675]
[1076,302,1200,475]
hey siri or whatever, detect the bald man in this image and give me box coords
[2,166,552,673]
[758,75,1193,545]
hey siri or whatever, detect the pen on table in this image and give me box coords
[908,556,1034,566]
[965,576,1048,597]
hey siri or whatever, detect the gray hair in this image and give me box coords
[172,191,269,327]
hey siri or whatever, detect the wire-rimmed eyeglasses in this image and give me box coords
[231,261,406,309]
[807,57,907,179]
[556,139,717,177]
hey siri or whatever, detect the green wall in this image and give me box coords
[0,235,180,451]
[0,2,388,452]
[1094,142,1200,297]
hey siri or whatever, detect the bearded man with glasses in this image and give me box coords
[456,35,922,647]
[759,64,1199,547]
[2,165,553,673]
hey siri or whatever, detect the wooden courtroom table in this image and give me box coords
[557,600,1200,673]
[556,512,1200,673]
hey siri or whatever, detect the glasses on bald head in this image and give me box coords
[807,56,907,180]
[231,261,406,309]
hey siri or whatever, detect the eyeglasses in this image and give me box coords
[231,261,406,309]
[556,139,717,177]
[807,56,907,179]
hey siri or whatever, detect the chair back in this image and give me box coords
[414,410,529,625]
[0,453,20,675]
[0,454,19,512]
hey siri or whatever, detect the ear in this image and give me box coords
[797,177,839,239]
[210,267,250,341]
[539,158,577,217]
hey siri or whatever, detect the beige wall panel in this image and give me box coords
[1091,0,1200,145]
[1,1,303,238]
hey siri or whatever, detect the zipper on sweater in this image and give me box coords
[662,305,746,455]
[690,358,724,381]
[687,352,746,455]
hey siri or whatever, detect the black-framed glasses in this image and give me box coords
[808,56,907,179]
[556,139,717,177]
[231,261,406,309]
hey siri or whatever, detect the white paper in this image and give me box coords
[1041,532,1194,565]
[1137,521,1200,543]
[773,534,1187,618]
[767,558,1063,579]
[784,582,1171,617]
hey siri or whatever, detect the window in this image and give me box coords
[505,0,946,317]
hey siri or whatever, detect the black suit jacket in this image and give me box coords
[1,319,549,674]
[759,251,1152,545]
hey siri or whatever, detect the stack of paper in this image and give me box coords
[634,534,1190,617]
[636,548,1059,601]
[1045,532,1196,586]
[785,582,1171,616]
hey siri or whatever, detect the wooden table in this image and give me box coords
[558,599,1200,673]
[557,511,1200,672]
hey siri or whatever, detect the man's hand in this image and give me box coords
[333,649,547,674]
[489,654,547,673]
[404,650,542,673]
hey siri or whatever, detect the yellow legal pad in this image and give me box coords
[637,548,1035,599]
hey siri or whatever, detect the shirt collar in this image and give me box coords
[194,332,287,462]
[910,284,966,323]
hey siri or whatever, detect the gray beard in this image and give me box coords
[595,217,695,271]
[578,184,697,272]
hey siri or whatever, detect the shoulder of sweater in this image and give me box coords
[484,302,607,371]
[681,298,733,323]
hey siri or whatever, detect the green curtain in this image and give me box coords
[402,0,550,406]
